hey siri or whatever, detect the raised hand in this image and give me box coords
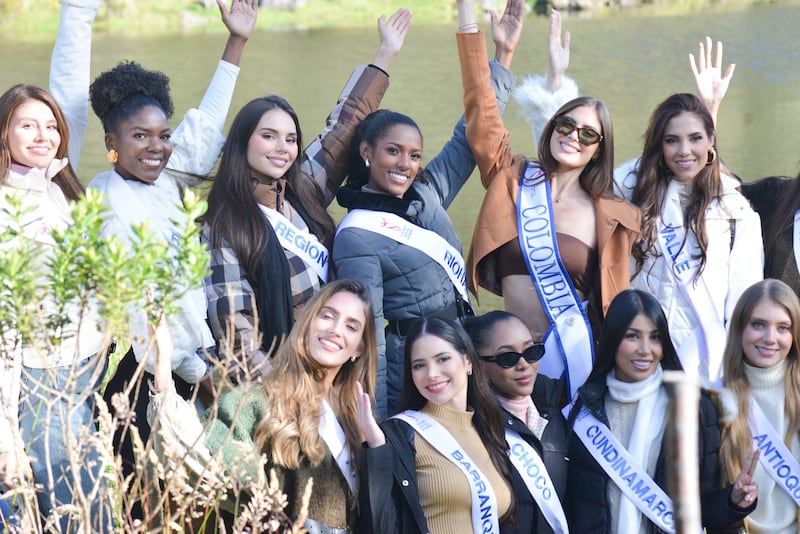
[690,36,735,125]
[371,8,413,72]
[355,380,385,448]
[730,448,760,508]
[547,9,570,92]
[491,0,525,69]
[218,0,258,41]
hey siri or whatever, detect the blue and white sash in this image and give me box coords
[749,398,800,506]
[517,163,594,400]
[657,180,725,386]
[260,205,329,283]
[505,429,568,533]
[572,407,676,533]
[394,410,500,533]
[337,210,469,301]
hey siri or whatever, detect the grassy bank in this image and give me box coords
[0,0,784,41]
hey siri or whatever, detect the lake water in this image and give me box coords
[2,4,799,311]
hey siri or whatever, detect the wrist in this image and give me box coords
[371,46,398,72]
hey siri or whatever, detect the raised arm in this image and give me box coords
[49,0,100,172]
[513,9,578,149]
[456,0,521,191]
[167,0,257,180]
[303,9,412,205]
[690,36,735,128]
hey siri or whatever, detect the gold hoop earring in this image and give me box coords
[106,148,118,164]
[706,146,717,165]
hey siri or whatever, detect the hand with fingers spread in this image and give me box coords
[547,8,571,92]
[730,449,760,508]
[372,8,413,72]
[355,380,385,448]
[690,36,735,126]
[218,0,258,65]
[491,0,525,69]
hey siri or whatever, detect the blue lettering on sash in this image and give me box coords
[509,442,552,500]
[274,218,329,269]
[444,250,467,287]
[631,478,650,498]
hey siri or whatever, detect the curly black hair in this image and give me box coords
[89,60,174,133]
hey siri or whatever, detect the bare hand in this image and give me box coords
[371,8,413,72]
[0,448,30,490]
[217,0,258,41]
[378,9,412,58]
[730,449,760,508]
[690,36,735,118]
[547,9,570,91]
[491,0,525,68]
[355,381,385,448]
[145,287,173,394]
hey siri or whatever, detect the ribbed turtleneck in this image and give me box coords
[744,358,787,390]
[412,402,511,534]
[743,357,798,534]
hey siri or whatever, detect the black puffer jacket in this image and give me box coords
[565,378,754,533]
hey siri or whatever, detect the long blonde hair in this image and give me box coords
[255,280,377,469]
[719,279,800,484]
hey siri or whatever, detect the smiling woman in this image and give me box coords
[564,289,759,533]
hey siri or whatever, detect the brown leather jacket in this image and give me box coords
[458,32,640,317]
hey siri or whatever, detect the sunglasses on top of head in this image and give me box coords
[553,115,603,147]
[478,344,545,369]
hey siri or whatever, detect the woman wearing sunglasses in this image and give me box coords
[565,289,758,533]
[464,311,569,533]
[515,27,762,388]
[458,3,640,400]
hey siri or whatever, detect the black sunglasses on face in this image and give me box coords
[479,344,545,369]
[553,115,603,147]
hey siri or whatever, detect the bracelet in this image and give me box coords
[459,22,478,32]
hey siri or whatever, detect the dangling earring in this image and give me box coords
[706,146,717,165]
[106,148,118,164]
[467,368,472,376]
[364,158,371,168]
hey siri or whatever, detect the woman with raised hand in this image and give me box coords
[464,311,569,533]
[56,0,258,506]
[0,1,111,530]
[357,317,538,534]
[719,279,800,533]
[565,289,758,533]
[148,279,377,531]
[516,25,763,387]
[202,9,411,384]
[458,4,640,401]
[333,0,522,417]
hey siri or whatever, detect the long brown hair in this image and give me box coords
[631,93,721,279]
[255,280,377,470]
[0,84,83,201]
[719,279,800,484]
[537,96,616,200]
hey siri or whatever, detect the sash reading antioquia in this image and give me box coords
[336,209,469,301]
[517,163,594,400]
[394,411,500,534]
[572,406,676,533]
[749,397,800,506]
[260,205,329,283]
[657,180,726,386]
[505,429,568,533]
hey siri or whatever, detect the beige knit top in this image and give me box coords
[413,402,512,533]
